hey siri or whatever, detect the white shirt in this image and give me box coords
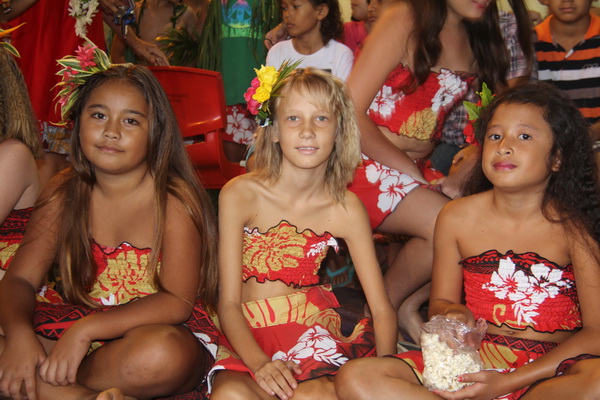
[266,39,354,81]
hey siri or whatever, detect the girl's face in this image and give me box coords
[281,0,328,39]
[79,80,150,177]
[367,0,381,24]
[482,103,559,192]
[351,0,369,21]
[275,88,337,173]
[446,0,491,21]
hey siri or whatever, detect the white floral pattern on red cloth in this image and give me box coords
[272,325,349,367]
[482,257,571,326]
[364,156,421,214]
[225,104,256,145]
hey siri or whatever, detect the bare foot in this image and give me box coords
[397,283,431,346]
[96,388,137,400]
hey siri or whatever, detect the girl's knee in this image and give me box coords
[119,325,201,386]
[335,359,373,399]
[211,372,264,400]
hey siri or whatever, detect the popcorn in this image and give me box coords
[421,331,483,391]
[420,315,486,392]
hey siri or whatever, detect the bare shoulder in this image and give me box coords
[327,191,371,236]
[438,192,490,227]
[0,139,35,166]
[220,172,265,199]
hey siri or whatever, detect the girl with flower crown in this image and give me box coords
[210,66,396,400]
[0,47,219,400]
[0,31,41,280]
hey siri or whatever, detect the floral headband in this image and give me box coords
[55,38,111,123]
[244,59,302,127]
[463,82,495,146]
[0,23,25,58]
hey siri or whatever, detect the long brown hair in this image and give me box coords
[408,0,532,93]
[0,49,41,156]
[54,65,218,310]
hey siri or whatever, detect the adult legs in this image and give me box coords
[376,187,448,332]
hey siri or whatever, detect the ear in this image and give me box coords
[551,152,562,172]
[317,4,329,20]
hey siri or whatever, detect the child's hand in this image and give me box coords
[253,359,301,400]
[443,304,476,328]
[0,334,46,400]
[38,323,91,386]
[433,370,512,400]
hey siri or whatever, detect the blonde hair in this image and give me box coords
[254,68,361,203]
[0,49,41,156]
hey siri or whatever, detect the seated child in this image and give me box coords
[335,82,600,400]
[210,66,396,400]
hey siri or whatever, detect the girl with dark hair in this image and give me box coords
[336,82,600,400]
[345,0,533,344]
[266,0,354,81]
[0,57,219,400]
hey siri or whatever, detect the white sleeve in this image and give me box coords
[334,43,354,81]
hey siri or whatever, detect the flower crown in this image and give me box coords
[0,23,25,58]
[55,38,111,123]
[463,82,495,146]
[244,59,302,127]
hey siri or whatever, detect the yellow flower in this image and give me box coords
[255,65,279,87]
[253,85,272,103]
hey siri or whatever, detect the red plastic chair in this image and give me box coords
[149,66,246,189]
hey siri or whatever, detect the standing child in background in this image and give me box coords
[535,0,600,140]
[210,67,396,400]
[110,0,202,66]
[0,32,41,278]
[343,0,370,53]
[0,51,219,400]
[336,82,600,400]
[267,0,353,81]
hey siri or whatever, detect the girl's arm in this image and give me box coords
[39,195,204,386]
[217,179,300,400]
[338,194,397,356]
[428,201,475,325]
[0,140,38,223]
[0,179,61,400]
[346,3,425,181]
[0,0,38,23]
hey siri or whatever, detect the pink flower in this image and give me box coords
[244,86,257,103]
[75,44,97,68]
[246,98,260,115]
[250,77,260,89]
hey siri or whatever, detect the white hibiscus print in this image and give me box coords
[431,70,467,112]
[369,86,398,119]
[226,107,256,145]
[376,173,420,213]
[272,325,349,367]
[482,257,571,325]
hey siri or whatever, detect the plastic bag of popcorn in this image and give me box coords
[421,315,486,392]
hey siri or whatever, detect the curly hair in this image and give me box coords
[464,82,600,248]
[0,49,41,157]
[51,65,218,311]
[407,0,532,93]
[313,0,343,43]
[254,67,361,203]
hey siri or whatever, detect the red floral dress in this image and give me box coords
[0,208,31,272]
[392,250,596,400]
[349,65,473,228]
[33,240,220,399]
[208,220,376,390]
